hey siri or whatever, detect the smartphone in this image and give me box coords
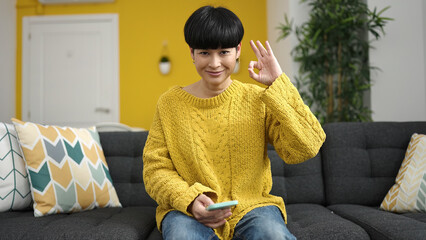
[206,200,238,211]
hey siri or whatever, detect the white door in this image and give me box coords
[22,14,119,127]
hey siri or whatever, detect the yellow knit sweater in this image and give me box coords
[143,73,326,240]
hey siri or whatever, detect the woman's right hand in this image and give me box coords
[189,194,232,229]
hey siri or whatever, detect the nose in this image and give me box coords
[208,54,221,68]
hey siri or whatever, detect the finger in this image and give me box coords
[202,214,230,224]
[220,209,232,219]
[248,60,256,70]
[209,209,232,221]
[202,208,231,222]
[256,40,268,57]
[248,60,261,80]
[250,40,262,58]
[265,41,275,57]
[248,68,260,81]
[206,219,227,229]
[201,210,231,224]
[249,60,262,70]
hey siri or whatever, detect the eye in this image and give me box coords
[220,50,230,55]
[198,51,209,55]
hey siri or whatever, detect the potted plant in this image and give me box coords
[278,0,392,123]
[159,56,171,75]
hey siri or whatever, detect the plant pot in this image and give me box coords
[159,62,171,75]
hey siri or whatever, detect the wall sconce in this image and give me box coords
[159,41,171,75]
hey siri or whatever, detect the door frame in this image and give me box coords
[21,14,119,125]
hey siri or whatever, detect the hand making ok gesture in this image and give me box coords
[248,40,283,86]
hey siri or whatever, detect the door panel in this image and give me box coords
[22,14,119,127]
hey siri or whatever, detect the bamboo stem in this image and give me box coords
[324,34,333,121]
[337,41,343,121]
[327,74,333,120]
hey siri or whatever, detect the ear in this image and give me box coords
[190,47,195,60]
[236,43,242,59]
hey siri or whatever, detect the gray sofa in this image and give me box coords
[1,122,425,239]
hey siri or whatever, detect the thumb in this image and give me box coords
[191,194,215,217]
[197,194,215,207]
[248,61,260,81]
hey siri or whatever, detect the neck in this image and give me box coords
[187,78,232,98]
[201,78,232,97]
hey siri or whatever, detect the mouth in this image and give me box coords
[206,70,224,77]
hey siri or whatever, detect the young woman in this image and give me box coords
[143,5,326,240]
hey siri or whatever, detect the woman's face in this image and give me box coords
[191,44,241,86]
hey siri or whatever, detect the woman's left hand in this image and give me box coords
[248,40,283,86]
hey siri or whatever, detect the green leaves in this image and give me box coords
[277,0,391,123]
[277,14,293,41]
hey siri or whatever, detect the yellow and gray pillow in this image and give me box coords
[11,118,121,217]
[381,133,426,212]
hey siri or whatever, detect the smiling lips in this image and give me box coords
[206,70,224,77]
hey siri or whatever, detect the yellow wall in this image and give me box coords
[16,0,267,129]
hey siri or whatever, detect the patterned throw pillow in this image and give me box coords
[0,123,32,211]
[380,133,426,212]
[11,118,121,217]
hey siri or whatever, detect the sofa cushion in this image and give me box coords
[401,212,426,223]
[322,122,426,206]
[0,206,157,240]
[99,131,157,207]
[286,203,369,240]
[328,204,426,240]
[381,133,426,212]
[268,145,325,205]
[147,228,163,240]
[12,119,121,216]
[0,123,32,211]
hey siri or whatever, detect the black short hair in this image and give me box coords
[184,6,244,49]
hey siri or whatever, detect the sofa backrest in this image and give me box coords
[322,122,426,206]
[268,144,325,205]
[99,131,157,207]
[100,130,326,207]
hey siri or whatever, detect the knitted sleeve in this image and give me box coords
[261,73,326,164]
[142,105,217,215]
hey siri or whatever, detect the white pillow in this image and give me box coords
[0,123,32,211]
